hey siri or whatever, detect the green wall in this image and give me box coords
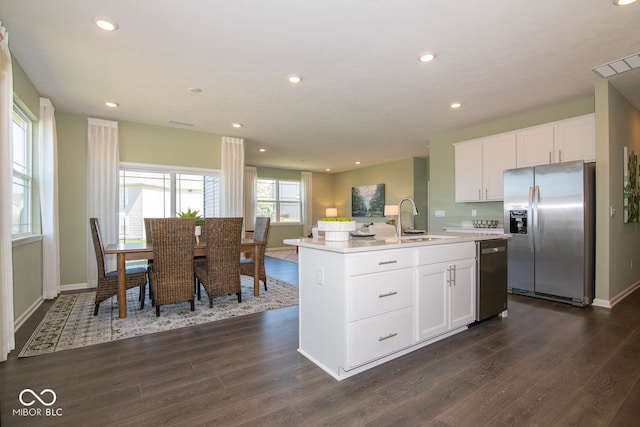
[332,157,428,230]
[428,98,595,231]
[594,81,640,302]
[119,121,222,169]
[56,113,89,285]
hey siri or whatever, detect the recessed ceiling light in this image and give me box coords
[288,74,303,84]
[355,161,361,165]
[259,148,266,152]
[93,18,119,31]
[613,0,637,5]
[450,102,462,109]
[105,101,119,108]
[232,123,243,128]
[325,168,331,172]
[418,52,437,63]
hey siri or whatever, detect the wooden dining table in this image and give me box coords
[105,238,266,318]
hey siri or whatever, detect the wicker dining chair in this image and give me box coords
[148,218,196,316]
[240,216,270,291]
[195,217,243,307]
[143,218,153,245]
[90,218,147,316]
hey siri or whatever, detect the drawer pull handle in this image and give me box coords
[378,260,398,265]
[378,291,398,298]
[378,332,398,342]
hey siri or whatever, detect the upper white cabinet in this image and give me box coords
[455,114,595,202]
[515,125,554,167]
[516,114,595,167]
[454,134,516,202]
[554,114,595,163]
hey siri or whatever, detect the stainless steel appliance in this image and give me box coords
[476,239,508,321]
[503,161,595,306]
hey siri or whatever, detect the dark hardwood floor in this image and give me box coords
[1,257,639,426]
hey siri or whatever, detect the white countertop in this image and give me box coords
[284,232,510,254]
[443,227,506,235]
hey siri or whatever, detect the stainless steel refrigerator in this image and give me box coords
[503,161,595,306]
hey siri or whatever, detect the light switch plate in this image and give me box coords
[435,210,445,217]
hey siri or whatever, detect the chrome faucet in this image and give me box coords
[396,197,419,238]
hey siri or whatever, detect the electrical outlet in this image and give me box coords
[316,267,324,285]
[471,210,477,217]
[435,210,445,217]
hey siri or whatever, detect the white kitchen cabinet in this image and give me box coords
[293,238,485,381]
[516,114,595,167]
[516,124,554,167]
[415,243,476,342]
[454,140,483,202]
[482,134,517,200]
[454,134,515,202]
[554,114,595,163]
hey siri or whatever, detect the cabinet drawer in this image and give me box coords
[346,307,413,368]
[417,242,475,266]
[348,269,413,321]
[348,249,413,276]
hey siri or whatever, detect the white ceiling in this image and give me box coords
[1,0,640,172]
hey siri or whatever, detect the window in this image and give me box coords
[119,164,220,243]
[256,178,301,223]
[11,105,33,236]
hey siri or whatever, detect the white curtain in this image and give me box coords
[39,98,61,299]
[0,22,15,361]
[87,118,119,287]
[221,136,244,217]
[301,171,313,235]
[244,166,257,230]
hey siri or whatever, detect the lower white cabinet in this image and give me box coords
[347,307,413,368]
[296,242,479,380]
[416,259,475,342]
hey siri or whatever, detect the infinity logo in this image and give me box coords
[19,389,57,407]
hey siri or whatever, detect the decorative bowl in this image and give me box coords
[318,220,356,241]
[472,219,499,228]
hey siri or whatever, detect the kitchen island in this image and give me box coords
[284,232,509,380]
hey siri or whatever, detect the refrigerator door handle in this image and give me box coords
[533,185,541,252]
[528,186,535,253]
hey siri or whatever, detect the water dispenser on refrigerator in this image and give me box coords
[509,210,527,234]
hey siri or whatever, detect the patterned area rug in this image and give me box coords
[19,276,298,358]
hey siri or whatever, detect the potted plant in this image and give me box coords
[317,216,356,241]
[178,209,205,243]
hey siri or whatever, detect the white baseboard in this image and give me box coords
[593,280,640,309]
[61,282,92,292]
[14,296,44,331]
[592,298,611,309]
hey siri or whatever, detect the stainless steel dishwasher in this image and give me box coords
[476,239,508,321]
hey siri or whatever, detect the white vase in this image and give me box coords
[317,220,356,241]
